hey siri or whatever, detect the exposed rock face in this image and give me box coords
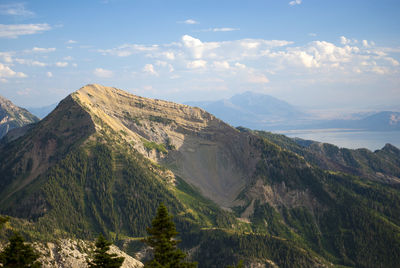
[33,239,143,268]
[73,84,262,208]
[0,95,39,138]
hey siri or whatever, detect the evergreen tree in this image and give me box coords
[226,260,244,268]
[143,203,196,268]
[0,232,41,268]
[87,234,125,268]
[0,216,9,230]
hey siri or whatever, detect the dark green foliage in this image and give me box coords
[0,216,8,230]
[226,260,243,268]
[143,203,196,268]
[148,115,173,125]
[0,232,41,267]
[87,234,124,268]
[187,229,323,268]
[142,140,168,153]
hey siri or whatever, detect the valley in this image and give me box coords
[1,84,400,267]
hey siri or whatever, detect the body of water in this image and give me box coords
[277,129,400,151]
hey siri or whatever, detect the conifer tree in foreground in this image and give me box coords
[87,234,125,268]
[143,203,197,268]
[0,232,41,268]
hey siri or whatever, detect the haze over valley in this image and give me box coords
[1,1,400,267]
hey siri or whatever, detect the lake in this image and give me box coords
[277,129,400,151]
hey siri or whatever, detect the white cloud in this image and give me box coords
[289,0,302,6]
[0,63,27,78]
[55,62,68,67]
[234,62,247,69]
[143,64,158,76]
[0,23,51,38]
[340,36,349,45]
[98,35,399,82]
[0,3,34,17]
[182,35,220,59]
[362,40,370,47]
[187,60,207,69]
[247,73,269,84]
[98,44,159,57]
[162,52,175,60]
[200,27,240,32]
[213,61,230,70]
[66,40,77,44]
[385,57,400,66]
[30,47,56,53]
[46,72,53,78]
[155,61,174,72]
[180,19,198,25]
[15,58,47,67]
[0,52,13,63]
[93,68,113,78]
[182,35,205,59]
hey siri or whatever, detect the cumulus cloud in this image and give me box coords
[187,60,207,69]
[93,68,113,78]
[0,23,51,38]
[55,62,68,67]
[213,61,230,70]
[98,34,399,81]
[143,64,158,76]
[289,0,302,6]
[0,3,34,17]
[0,63,27,78]
[15,58,47,67]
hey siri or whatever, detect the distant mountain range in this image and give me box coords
[27,103,58,119]
[186,91,400,131]
[1,85,400,267]
[0,95,39,138]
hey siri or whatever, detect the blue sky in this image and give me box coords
[0,0,399,115]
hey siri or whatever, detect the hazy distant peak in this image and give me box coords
[0,95,39,138]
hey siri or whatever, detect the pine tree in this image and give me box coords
[87,234,125,268]
[143,203,197,268]
[0,232,41,268]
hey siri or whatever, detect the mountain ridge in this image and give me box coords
[0,95,39,139]
[1,84,400,267]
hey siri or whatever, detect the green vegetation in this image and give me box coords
[142,139,168,153]
[143,203,196,268]
[1,95,400,267]
[148,115,173,125]
[0,232,41,267]
[87,234,124,268]
[123,111,142,126]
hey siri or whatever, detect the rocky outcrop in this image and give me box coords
[0,95,39,138]
[34,239,143,268]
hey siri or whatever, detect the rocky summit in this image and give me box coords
[0,95,39,139]
[1,84,400,267]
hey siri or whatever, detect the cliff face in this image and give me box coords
[0,95,39,138]
[72,84,262,208]
[1,84,400,267]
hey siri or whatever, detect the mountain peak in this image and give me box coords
[0,94,39,138]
